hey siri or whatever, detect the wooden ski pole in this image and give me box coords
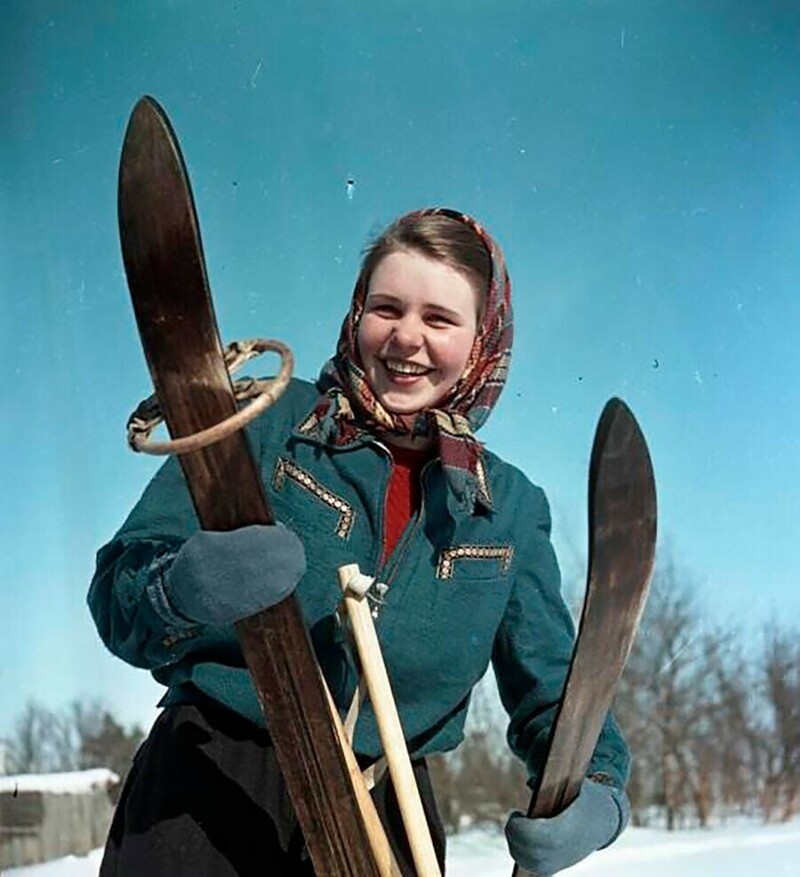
[338,565,442,877]
[321,679,403,877]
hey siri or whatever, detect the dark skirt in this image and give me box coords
[100,702,446,876]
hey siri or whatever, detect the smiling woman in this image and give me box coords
[3,3,799,875]
[87,206,631,876]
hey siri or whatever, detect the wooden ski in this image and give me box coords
[512,398,657,877]
[118,95,383,877]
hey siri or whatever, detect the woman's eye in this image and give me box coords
[365,301,396,316]
[427,313,456,327]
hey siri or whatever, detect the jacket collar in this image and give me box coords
[292,400,373,450]
[291,402,493,519]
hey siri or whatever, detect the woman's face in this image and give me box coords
[357,250,479,419]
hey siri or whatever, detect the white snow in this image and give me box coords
[0,769,118,796]
[5,819,800,875]
[446,819,800,876]
[2,849,104,876]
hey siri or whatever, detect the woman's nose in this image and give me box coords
[390,315,423,349]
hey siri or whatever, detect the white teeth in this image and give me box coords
[384,359,431,375]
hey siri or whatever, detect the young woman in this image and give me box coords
[89,208,630,876]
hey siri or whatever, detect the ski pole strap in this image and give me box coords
[344,677,368,741]
[126,338,293,455]
[341,673,387,791]
[362,757,389,792]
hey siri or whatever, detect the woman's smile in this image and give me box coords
[381,358,434,381]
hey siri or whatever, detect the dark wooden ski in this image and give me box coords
[118,96,382,877]
[512,398,657,877]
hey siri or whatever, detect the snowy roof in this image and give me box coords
[0,768,119,794]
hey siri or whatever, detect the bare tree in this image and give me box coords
[429,675,527,832]
[700,631,764,820]
[78,707,144,787]
[759,625,800,822]
[614,555,718,828]
[4,698,144,791]
[6,701,61,773]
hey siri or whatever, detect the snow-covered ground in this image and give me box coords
[448,819,800,876]
[6,819,800,876]
[2,850,104,877]
[0,770,118,796]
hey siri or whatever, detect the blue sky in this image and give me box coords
[1,1,798,736]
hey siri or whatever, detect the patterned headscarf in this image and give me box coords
[313,207,513,514]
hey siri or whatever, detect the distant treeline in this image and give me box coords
[429,553,800,832]
[614,555,799,830]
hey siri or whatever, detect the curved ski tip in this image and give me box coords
[129,95,169,126]
[596,396,638,444]
[592,396,653,479]
[588,396,657,543]
[121,95,181,170]
[600,396,631,421]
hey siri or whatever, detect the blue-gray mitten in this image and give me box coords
[505,780,630,876]
[166,524,306,625]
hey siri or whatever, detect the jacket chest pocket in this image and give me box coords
[393,543,516,691]
[436,544,515,581]
[429,543,515,642]
[271,457,355,540]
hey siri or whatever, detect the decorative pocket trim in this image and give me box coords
[436,545,515,580]
[272,457,355,539]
